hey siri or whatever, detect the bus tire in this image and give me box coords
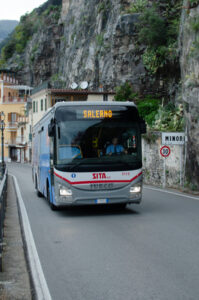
[47,184,57,211]
[35,176,43,197]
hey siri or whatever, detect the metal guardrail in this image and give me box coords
[0,166,8,272]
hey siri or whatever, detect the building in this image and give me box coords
[0,70,32,162]
[31,81,115,126]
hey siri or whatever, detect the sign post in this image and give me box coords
[160,146,171,188]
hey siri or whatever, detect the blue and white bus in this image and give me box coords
[32,102,146,210]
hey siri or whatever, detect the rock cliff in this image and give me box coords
[2,0,180,98]
[180,1,199,188]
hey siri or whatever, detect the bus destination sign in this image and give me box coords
[83,109,113,119]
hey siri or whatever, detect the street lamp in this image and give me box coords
[0,111,5,177]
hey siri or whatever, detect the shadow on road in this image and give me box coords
[55,204,140,218]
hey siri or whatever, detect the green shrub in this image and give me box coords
[142,47,165,74]
[1,39,16,60]
[137,97,161,126]
[190,17,199,32]
[152,103,184,131]
[189,0,199,7]
[136,3,181,74]
[138,7,167,47]
[114,82,138,102]
[96,34,104,47]
[98,3,106,13]
[127,0,148,13]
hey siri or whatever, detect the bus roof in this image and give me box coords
[53,101,136,108]
[33,101,137,129]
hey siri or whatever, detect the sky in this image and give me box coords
[1,0,47,21]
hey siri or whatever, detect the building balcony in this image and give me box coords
[18,116,29,125]
[16,136,27,145]
[5,136,27,147]
[6,122,18,131]
[2,96,29,103]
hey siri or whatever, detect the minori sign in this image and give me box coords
[162,132,186,145]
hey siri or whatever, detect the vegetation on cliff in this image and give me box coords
[115,81,184,131]
[0,0,61,68]
[129,1,183,74]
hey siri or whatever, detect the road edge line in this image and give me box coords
[12,174,52,300]
[144,185,199,201]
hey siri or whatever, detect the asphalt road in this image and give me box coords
[8,163,199,300]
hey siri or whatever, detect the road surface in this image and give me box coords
[8,163,199,300]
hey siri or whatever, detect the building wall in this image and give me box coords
[87,94,114,102]
[31,88,115,126]
[31,89,49,126]
[2,84,19,100]
[0,102,26,161]
[26,108,32,163]
[0,74,19,103]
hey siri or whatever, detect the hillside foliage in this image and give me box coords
[0,1,61,66]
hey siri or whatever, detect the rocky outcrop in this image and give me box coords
[3,0,180,97]
[180,1,199,189]
[58,0,167,93]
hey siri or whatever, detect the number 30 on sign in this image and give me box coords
[160,146,171,158]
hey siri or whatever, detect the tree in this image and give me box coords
[114,82,138,102]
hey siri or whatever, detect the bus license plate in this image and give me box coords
[95,199,109,204]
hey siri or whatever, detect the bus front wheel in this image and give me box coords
[47,184,57,211]
[35,176,43,198]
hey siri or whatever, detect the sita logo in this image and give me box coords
[92,173,107,179]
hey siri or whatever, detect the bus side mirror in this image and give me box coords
[48,119,55,137]
[140,119,147,134]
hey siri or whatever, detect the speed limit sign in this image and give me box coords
[160,146,171,157]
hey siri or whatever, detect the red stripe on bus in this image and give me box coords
[54,171,142,185]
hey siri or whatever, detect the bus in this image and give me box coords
[32,102,146,210]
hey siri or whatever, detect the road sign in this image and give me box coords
[162,132,185,145]
[160,146,171,158]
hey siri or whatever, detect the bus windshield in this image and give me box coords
[54,105,142,172]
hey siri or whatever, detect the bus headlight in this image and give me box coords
[130,183,142,193]
[59,186,72,196]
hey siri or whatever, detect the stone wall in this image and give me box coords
[142,133,185,188]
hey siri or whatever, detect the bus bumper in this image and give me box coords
[53,180,142,207]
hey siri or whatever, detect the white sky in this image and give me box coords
[1,0,47,21]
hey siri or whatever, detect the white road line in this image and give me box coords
[12,175,52,300]
[144,186,199,201]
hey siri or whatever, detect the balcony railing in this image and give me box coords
[6,122,18,130]
[5,136,27,146]
[16,136,27,144]
[2,96,29,103]
[18,116,29,125]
